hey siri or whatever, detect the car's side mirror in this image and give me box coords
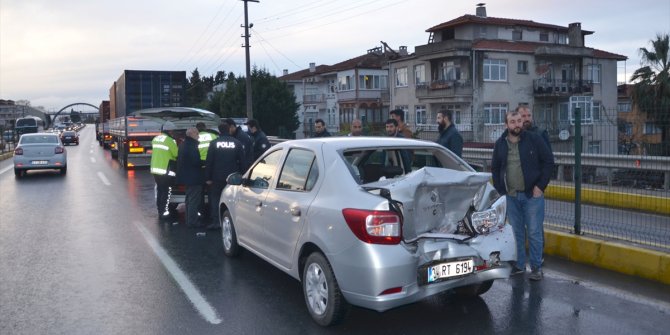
[226,172,243,186]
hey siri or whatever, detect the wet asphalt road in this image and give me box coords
[0,126,669,335]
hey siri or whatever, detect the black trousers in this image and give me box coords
[185,184,202,226]
[154,174,174,216]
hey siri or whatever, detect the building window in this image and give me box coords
[618,102,631,112]
[540,32,549,42]
[483,59,507,81]
[484,103,508,124]
[415,105,427,125]
[644,122,661,134]
[395,67,408,87]
[517,60,528,74]
[569,96,593,124]
[445,104,462,124]
[358,74,388,90]
[620,122,633,136]
[513,30,522,41]
[587,141,601,154]
[338,75,353,91]
[439,61,461,81]
[592,101,601,121]
[414,64,426,86]
[586,64,601,84]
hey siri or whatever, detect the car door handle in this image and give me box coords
[290,207,301,217]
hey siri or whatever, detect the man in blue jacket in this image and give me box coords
[176,127,204,227]
[491,110,554,281]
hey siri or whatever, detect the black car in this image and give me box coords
[60,131,79,145]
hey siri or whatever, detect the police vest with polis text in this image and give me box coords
[205,136,245,183]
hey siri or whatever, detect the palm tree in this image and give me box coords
[630,33,670,155]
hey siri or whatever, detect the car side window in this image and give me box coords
[247,149,283,189]
[277,149,317,192]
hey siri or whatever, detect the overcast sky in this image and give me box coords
[1,0,669,111]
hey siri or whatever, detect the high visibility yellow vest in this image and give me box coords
[150,134,178,176]
[198,131,217,161]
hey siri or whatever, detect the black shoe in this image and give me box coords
[511,267,525,276]
[529,268,543,281]
[206,223,220,230]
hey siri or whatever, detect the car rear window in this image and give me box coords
[22,135,58,144]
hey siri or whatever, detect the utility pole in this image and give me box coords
[242,0,259,120]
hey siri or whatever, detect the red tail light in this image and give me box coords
[129,140,140,147]
[14,147,23,155]
[342,209,402,245]
[55,146,64,154]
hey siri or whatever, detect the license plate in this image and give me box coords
[31,160,48,165]
[427,259,474,283]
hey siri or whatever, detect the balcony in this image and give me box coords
[415,79,472,98]
[303,94,326,104]
[534,79,593,96]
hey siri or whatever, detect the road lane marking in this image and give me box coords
[133,221,223,324]
[91,157,96,163]
[0,165,12,175]
[97,171,111,186]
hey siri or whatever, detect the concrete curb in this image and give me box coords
[0,152,12,161]
[545,229,670,285]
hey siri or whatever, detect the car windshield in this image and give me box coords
[21,135,58,144]
[342,146,467,184]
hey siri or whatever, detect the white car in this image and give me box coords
[218,137,515,326]
[13,133,67,177]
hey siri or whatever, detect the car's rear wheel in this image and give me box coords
[221,209,240,256]
[60,166,67,175]
[14,168,22,178]
[302,252,348,326]
[454,280,494,297]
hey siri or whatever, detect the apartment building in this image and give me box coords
[390,4,626,153]
[280,45,403,138]
[617,84,663,155]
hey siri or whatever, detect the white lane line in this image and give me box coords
[0,165,12,175]
[91,157,96,163]
[133,221,222,324]
[97,171,111,186]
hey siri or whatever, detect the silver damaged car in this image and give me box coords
[219,137,515,326]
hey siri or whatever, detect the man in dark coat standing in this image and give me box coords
[176,127,204,227]
[436,110,463,157]
[223,118,254,172]
[245,119,270,161]
[313,118,331,137]
[205,124,245,230]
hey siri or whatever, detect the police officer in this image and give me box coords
[204,124,245,230]
[151,121,178,219]
[245,119,270,161]
[196,122,217,164]
[223,118,253,171]
[176,127,204,227]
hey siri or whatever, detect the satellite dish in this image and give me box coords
[559,129,570,141]
[489,128,504,141]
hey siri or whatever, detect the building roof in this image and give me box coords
[472,40,627,60]
[278,52,389,80]
[426,14,594,35]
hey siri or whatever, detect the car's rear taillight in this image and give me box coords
[55,146,64,154]
[129,140,140,147]
[14,147,23,155]
[342,208,402,245]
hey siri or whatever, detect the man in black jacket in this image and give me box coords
[223,118,254,171]
[245,119,270,161]
[204,124,245,230]
[176,127,204,227]
[491,110,554,281]
[313,118,331,137]
[436,110,463,157]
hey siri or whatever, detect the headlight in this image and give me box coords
[470,196,506,234]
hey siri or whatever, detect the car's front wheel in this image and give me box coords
[221,209,240,257]
[302,252,348,326]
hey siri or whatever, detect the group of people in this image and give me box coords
[313,106,555,281]
[149,118,270,230]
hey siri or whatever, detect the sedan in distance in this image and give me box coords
[13,133,67,177]
[219,137,515,326]
[60,130,79,145]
